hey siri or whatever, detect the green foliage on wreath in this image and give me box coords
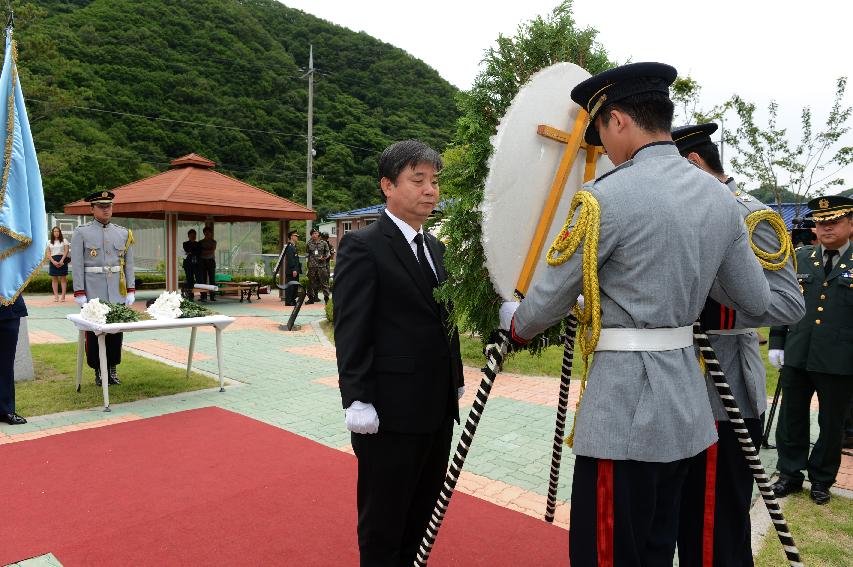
[104,303,141,324]
[434,1,615,350]
[179,299,215,318]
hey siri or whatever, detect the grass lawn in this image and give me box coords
[18,343,219,416]
[754,492,853,566]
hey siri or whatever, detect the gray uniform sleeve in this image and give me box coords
[123,230,135,293]
[708,219,771,317]
[70,232,84,294]
[513,190,619,340]
[732,218,803,327]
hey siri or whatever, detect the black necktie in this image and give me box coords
[413,233,438,288]
[824,249,838,279]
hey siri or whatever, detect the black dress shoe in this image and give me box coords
[772,477,803,497]
[2,413,27,425]
[810,482,831,505]
[108,366,121,385]
[95,370,102,387]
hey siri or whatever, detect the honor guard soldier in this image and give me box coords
[306,228,331,304]
[501,63,772,565]
[770,195,853,505]
[70,191,135,386]
[672,123,804,565]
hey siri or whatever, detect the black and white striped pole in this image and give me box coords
[544,315,577,522]
[414,333,511,566]
[693,323,803,567]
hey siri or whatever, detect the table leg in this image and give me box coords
[215,327,225,392]
[187,327,197,378]
[98,334,110,411]
[76,330,84,393]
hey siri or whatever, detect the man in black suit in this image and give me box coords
[283,230,301,306]
[1,295,28,425]
[334,140,464,566]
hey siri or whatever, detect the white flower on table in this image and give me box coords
[146,291,183,320]
[80,298,110,325]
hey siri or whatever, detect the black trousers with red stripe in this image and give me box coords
[677,418,763,567]
[570,456,690,567]
[85,331,123,371]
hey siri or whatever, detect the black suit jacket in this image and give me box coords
[284,242,301,277]
[334,211,464,433]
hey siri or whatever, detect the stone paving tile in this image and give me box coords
[0,414,141,444]
[125,339,213,363]
[284,344,337,361]
[13,552,65,567]
[27,330,67,344]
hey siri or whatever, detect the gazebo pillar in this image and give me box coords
[165,212,179,291]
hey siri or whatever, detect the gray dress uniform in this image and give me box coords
[701,178,805,421]
[71,220,135,303]
[513,143,772,463]
[71,219,134,376]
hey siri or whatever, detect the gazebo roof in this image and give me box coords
[63,153,315,222]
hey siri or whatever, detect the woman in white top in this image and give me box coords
[47,226,70,301]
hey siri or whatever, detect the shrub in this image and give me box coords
[325,295,333,322]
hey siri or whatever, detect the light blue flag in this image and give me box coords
[0,28,47,305]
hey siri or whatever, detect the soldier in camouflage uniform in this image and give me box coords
[71,191,135,386]
[306,228,330,304]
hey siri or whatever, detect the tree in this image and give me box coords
[435,0,613,345]
[671,75,729,127]
[726,77,852,215]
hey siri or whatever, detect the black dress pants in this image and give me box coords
[0,316,21,414]
[85,331,122,370]
[776,366,853,484]
[570,456,689,567]
[198,258,216,300]
[351,419,453,567]
[677,418,763,567]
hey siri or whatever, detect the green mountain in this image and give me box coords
[14,0,460,215]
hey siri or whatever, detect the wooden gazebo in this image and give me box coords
[64,153,315,291]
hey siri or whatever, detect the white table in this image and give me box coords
[66,314,235,411]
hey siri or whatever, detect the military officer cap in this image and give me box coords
[570,62,678,146]
[806,195,853,222]
[672,123,718,154]
[84,190,115,205]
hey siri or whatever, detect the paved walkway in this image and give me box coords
[3,291,851,565]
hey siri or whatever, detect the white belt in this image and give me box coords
[705,328,755,336]
[84,266,121,273]
[594,326,694,352]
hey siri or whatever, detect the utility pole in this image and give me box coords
[304,45,315,234]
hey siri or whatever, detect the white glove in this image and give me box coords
[74,295,87,306]
[768,349,784,369]
[125,292,135,306]
[499,301,520,330]
[457,386,465,400]
[576,294,585,311]
[346,401,379,434]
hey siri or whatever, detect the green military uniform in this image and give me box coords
[770,195,853,490]
[306,236,330,303]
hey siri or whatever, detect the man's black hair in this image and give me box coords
[187,229,197,236]
[288,230,298,238]
[680,140,725,175]
[202,226,213,235]
[599,91,674,137]
[377,139,442,201]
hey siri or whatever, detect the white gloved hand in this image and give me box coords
[499,301,520,331]
[124,292,135,306]
[346,401,379,434]
[74,295,87,306]
[576,294,585,311]
[768,349,784,369]
[457,386,465,400]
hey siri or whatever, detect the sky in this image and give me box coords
[279,0,852,193]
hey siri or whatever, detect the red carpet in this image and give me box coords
[2,407,567,566]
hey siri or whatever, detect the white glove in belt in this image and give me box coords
[705,328,755,336]
[594,325,694,351]
[84,266,121,273]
